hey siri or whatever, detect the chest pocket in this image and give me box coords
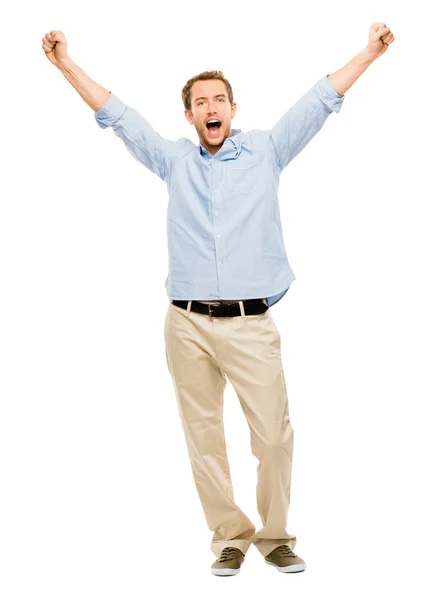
[225,156,264,195]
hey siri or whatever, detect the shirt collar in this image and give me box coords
[199,128,243,159]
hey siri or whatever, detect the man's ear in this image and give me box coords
[184,109,194,125]
[231,102,237,120]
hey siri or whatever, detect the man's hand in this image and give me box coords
[42,30,69,68]
[366,23,395,60]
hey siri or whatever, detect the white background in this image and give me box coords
[1,1,441,598]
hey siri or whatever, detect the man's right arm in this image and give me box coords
[57,56,111,112]
[42,30,177,182]
[42,30,110,111]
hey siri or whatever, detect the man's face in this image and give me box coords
[185,79,237,156]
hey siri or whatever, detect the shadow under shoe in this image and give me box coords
[211,547,245,576]
[264,545,306,573]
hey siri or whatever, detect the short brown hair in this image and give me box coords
[181,70,234,112]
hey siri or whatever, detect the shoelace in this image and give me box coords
[275,545,297,558]
[219,547,241,562]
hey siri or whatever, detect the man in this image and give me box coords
[42,22,395,576]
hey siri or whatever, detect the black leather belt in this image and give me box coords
[171,298,269,318]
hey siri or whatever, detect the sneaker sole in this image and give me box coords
[211,567,241,576]
[265,560,306,573]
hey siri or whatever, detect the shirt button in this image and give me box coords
[219,260,223,265]
[215,211,220,216]
[216,234,220,238]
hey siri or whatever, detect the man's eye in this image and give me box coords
[197,99,225,106]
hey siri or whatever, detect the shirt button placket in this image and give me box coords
[211,159,225,296]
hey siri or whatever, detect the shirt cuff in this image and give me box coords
[94,92,127,129]
[313,75,345,113]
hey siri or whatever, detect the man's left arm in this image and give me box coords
[327,23,395,95]
[269,22,395,173]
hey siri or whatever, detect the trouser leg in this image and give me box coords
[215,308,297,558]
[164,303,255,557]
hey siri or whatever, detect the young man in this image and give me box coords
[42,22,395,576]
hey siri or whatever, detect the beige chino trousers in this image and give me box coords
[163,299,297,558]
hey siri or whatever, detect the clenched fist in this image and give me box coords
[42,30,69,67]
[367,23,395,59]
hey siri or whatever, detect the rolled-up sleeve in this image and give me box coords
[269,74,345,173]
[94,92,175,182]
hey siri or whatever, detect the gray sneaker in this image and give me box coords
[264,545,306,573]
[211,546,245,576]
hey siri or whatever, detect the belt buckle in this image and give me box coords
[208,303,215,319]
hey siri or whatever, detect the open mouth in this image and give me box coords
[206,119,222,137]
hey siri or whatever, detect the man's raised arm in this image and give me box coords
[42,30,110,112]
[269,22,395,173]
[42,29,178,182]
[327,23,395,96]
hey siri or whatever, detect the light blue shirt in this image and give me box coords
[94,74,344,307]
